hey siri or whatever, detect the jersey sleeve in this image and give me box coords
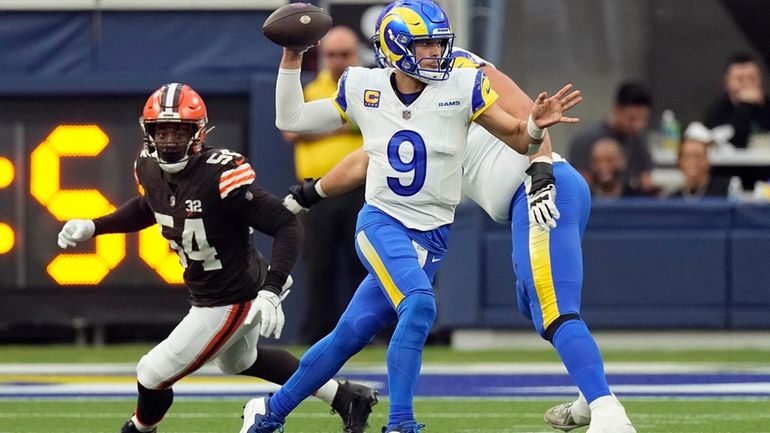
[331,67,354,124]
[221,181,302,290]
[93,195,155,235]
[451,47,492,69]
[218,157,257,199]
[470,69,499,121]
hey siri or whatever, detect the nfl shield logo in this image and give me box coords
[169,195,176,207]
[402,110,411,120]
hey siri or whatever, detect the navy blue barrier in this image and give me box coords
[731,205,770,327]
[436,200,770,331]
[0,11,281,95]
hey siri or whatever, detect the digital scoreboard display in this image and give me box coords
[0,97,248,289]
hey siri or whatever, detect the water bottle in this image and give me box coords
[660,109,681,151]
[728,176,743,202]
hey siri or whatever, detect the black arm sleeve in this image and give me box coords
[93,196,156,235]
[224,184,302,292]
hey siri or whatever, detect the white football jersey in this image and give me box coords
[452,47,564,224]
[333,66,498,230]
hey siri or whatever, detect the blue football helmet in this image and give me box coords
[370,2,398,68]
[378,0,455,82]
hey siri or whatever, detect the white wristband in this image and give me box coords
[527,114,545,143]
[315,179,328,198]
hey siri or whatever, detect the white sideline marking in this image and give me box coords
[492,382,770,395]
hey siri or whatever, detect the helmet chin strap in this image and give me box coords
[147,126,208,174]
[159,159,189,174]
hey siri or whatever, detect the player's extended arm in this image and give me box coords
[227,184,302,339]
[479,67,566,231]
[275,48,346,134]
[481,65,554,161]
[282,123,357,144]
[57,196,155,249]
[282,148,369,214]
[474,84,582,155]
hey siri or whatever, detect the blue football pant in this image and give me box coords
[269,206,445,427]
[513,162,611,403]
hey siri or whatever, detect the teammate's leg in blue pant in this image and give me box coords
[512,162,611,403]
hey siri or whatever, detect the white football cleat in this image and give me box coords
[585,405,636,433]
[239,396,284,433]
[544,400,591,431]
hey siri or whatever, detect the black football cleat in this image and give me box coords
[331,378,379,433]
[119,419,157,433]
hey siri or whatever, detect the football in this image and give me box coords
[262,3,333,49]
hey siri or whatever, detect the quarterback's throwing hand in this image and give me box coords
[531,84,583,129]
[525,161,560,232]
[245,288,286,339]
[57,219,96,249]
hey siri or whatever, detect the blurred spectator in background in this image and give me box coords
[668,122,729,200]
[569,81,655,193]
[704,52,770,149]
[281,26,367,345]
[587,137,646,199]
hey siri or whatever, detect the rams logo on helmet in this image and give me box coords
[378,0,455,83]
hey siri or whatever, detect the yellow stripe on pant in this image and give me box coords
[529,226,560,328]
[356,231,405,307]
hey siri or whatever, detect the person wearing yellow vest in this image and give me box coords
[281,26,366,344]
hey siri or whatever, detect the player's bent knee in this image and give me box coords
[542,313,582,343]
[397,292,436,341]
[136,355,169,390]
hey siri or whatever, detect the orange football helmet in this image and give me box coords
[140,83,210,173]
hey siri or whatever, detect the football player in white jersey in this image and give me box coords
[240,2,581,433]
[278,3,636,433]
[285,54,635,433]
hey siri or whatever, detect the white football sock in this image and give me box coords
[314,379,339,405]
[130,415,157,433]
[572,391,592,420]
[589,394,622,411]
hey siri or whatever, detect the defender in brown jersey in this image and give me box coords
[56,83,377,433]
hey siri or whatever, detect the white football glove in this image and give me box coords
[244,276,293,339]
[524,161,561,232]
[282,194,308,215]
[57,219,96,249]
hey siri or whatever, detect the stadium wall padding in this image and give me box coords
[0,11,280,95]
[436,201,770,331]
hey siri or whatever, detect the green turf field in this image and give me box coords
[1,398,769,433]
[1,344,769,433]
[2,343,769,364]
